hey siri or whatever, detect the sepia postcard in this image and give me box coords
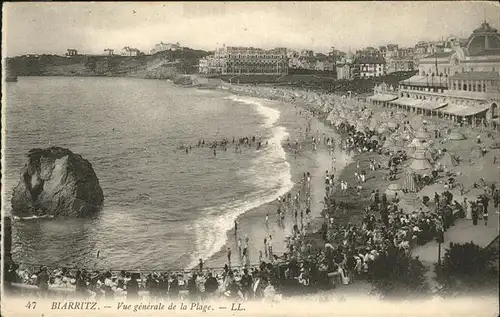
[1,2,499,317]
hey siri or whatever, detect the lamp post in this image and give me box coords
[436,228,444,266]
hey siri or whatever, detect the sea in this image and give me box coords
[3,76,305,271]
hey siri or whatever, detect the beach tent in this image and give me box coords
[408,159,433,171]
[408,138,423,148]
[385,183,404,199]
[415,127,429,142]
[408,150,433,171]
[438,152,459,167]
[404,172,418,193]
[448,128,466,141]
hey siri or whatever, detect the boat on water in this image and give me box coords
[13,214,54,221]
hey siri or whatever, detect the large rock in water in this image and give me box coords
[11,147,104,217]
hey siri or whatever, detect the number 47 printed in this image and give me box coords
[26,301,37,309]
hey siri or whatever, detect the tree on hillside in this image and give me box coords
[434,241,498,296]
[369,249,429,299]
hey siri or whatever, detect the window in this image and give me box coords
[471,68,474,72]
[453,82,456,90]
[472,83,476,92]
[463,84,467,91]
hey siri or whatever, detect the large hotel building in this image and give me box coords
[368,22,500,126]
[199,46,288,75]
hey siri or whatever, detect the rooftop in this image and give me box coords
[466,22,500,56]
[399,75,448,87]
[448,71,500,81]
[422,51,454,59]
[355,55,386,65]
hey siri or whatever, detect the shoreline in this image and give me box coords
[200,86,354,269]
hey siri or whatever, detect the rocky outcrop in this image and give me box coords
[11,147,104,217]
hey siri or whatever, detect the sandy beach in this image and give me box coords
[208,82,500,269]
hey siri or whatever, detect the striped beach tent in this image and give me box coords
[404,172,418,193]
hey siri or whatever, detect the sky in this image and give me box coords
[3,2,500,57]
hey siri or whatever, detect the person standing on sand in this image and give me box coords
[483,205,489,226]
[268,235,273,259]
[264,238,268,258]
[234,220,238,235]
[238,238,242,256]
[472,203,478,226]
[36,266,49,298]
[227,248,232,265]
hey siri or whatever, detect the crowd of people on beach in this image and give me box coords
[180,135,270,156]
[6,83,499,301]
[4,261,290,301]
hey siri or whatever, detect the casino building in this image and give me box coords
[368,21,500,126]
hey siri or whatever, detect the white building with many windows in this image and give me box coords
[354,55,386,78]
[198,46,288,75]
[150,42,181,55]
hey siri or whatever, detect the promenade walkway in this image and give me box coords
[413,207,499,264]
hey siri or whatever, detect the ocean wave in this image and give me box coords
[187,96,293,269]
[225,95,280,127]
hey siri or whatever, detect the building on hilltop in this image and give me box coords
[121,47,141,57]
[354,55,386,78]
[368,21,500,127]
[66,49,78,56]
[198,45,288,75]
[150,42,181,55]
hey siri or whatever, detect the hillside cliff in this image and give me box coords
[6,48,210,80]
